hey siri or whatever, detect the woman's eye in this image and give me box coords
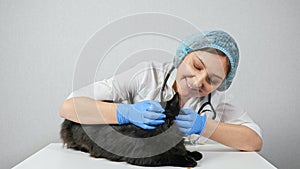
[208,78,220,86]
[194,63,202,70]
[211,80,219,85]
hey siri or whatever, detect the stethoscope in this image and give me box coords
[161,66,217,120]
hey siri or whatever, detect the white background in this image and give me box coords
[1,0,299,169]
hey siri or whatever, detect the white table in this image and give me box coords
[13,143,277,169]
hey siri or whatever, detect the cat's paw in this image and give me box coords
[183,156,197,167]
[172,155,197,167]
[187,151,203,161]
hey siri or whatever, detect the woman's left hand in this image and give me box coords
[175,108,207,136]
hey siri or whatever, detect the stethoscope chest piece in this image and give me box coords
[198,93,217,120]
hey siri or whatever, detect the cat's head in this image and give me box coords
[163,93,180,120]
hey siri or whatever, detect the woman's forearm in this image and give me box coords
[59,97,118,124]
[202,118,263,151]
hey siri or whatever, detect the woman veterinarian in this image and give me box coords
[59,30,263,151]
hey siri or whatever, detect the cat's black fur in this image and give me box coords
[60,93,202,167]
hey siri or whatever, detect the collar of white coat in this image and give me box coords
[161,64,177,101]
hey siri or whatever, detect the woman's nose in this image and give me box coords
[192,71,208,88]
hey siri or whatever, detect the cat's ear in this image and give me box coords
[174,93,179,104]
[164,93,180,112]
[171,93,180,108]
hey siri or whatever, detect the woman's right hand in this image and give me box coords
[116,100,166,129]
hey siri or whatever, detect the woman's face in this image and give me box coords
[175,50,229,99]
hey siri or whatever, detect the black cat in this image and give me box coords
[60,93,202,167]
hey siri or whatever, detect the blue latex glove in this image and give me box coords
[116,100,166,129]
[175,108,207,136]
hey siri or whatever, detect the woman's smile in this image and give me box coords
[184,77,203,95]
[185,78,194,90]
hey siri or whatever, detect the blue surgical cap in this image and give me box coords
[173,30,239,91]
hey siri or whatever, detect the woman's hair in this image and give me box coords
[199,47,231,76]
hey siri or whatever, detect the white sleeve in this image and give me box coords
[214,93,263,138]
[66,62,151,103]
